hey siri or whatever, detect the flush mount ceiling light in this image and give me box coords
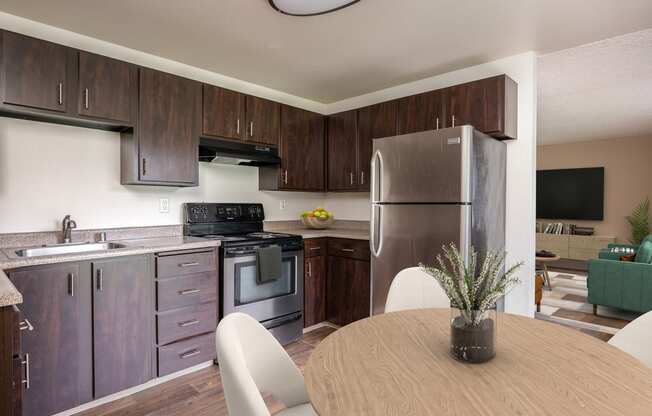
[268,0,360,16]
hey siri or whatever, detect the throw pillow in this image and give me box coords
[620,254,636,262]
[635,241,652,264]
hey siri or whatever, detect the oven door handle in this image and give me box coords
[262,312,302,330]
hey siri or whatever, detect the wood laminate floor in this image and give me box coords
[78,318,613,416]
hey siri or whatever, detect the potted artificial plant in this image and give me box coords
[421,243,522,363]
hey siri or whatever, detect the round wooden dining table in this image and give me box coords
[305,309,652,416]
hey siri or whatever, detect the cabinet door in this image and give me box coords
[92,256,153,398]
[203,85,245,140]
[357,101,397,191]
[280,105,325,191]
[9,263,92,416]
[139,69,201,185]
[304,255,326,328]
[397,89,447,135]
[2,31,72,112]
[349,259,371,324]
[326,256,371,326]
[246,95,280,146]
[327,110,358,191]
[78,51,136,123]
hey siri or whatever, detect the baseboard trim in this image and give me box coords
[54,361,216,416]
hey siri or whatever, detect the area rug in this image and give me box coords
[535,270,640,341]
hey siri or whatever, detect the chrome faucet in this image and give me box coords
[62,215,77,244]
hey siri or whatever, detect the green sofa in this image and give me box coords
[588,235,652,314]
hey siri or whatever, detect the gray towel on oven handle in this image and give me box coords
[256,245,282,284]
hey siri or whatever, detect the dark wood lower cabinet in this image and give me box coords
[304,255,326,328]
[9,263,93,416]
[92,256,153,398]
[325,247,371,327]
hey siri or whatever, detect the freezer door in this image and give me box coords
[370,203,470,315]
[371,126,473,204]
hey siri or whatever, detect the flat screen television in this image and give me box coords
[537,167,604,220]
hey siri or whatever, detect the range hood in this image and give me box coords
[198,137,281,167]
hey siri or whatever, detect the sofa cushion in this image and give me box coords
[635,241,652,264]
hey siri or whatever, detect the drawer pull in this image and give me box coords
[341,248,355,253]
[22,353,30,389]
[179,289,201,295]
[178,319,200,327]
[309,247,321,251]
[19,318,34,332]
[179,262,200,268]
[180,349,201,359]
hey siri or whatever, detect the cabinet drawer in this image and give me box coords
[328,238,370,261]
[158,332,216,377]
[304,238,327,258]
[157,272,218,312]
[157,302,217,345]
[156,250,216,278]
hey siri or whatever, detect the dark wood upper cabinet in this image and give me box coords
[261,105,325,191]
[9,263,93,416]
[397,89,447,135]
[124,68,201,186]
[1,31,75,113]
[77,51,136,124]
[327,110,358,191]
[447,74,517,139]
[92,256,153,398]
[202,85,245,141]
[245,95,280,146]
[357,101,397,191]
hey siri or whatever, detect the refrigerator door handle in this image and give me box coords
[371,150,383,203]
[370,205,383,257]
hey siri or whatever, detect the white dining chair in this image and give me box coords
[385,267,450,313]
[215,312,317,416]
[608,310,652,368]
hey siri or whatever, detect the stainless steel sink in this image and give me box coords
[13,242,128,258]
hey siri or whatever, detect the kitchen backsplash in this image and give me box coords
[0,118,369,233]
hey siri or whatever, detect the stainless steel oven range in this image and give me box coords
[184,202,303,345]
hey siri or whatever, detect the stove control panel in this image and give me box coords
[185,203,265,223]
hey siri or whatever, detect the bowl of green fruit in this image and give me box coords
[301,207,334,229]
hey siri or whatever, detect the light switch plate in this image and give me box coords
[159,198,170,213]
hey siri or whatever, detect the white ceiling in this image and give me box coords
[538,28,652,145]
[1,0,652,103]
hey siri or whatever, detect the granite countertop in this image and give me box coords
[0,232,220,307]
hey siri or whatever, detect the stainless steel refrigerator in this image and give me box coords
[370,126,506,315]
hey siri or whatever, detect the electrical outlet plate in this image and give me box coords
[159,198,170,213]
[280,200,287,210]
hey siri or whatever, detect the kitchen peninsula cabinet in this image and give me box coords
[8,263,93,416]
[121,68,202,186]
[260,105,325,191]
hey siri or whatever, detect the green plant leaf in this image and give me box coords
[626,197,650,244]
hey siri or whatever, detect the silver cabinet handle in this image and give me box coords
[309,247,321,251]
[96,269,103,292]
[57,83,63,105]
[19,318,34,332]
[250,121,254,138]
[284,170,288,184]
[142,158,147,176]
[179,289,200,295]
[361,171,365,185]
[341,248,355,253]
[68,273,75,297]
[180,349,201,359]
[436,117,440,130]
[307,261,312,278]
[452,115,456,127]
[22,353,30,389]
[84,88,89,109]
[179,319,200,327]
[236,118,240,134]
[179,262,200,267]
[350,172,354,186]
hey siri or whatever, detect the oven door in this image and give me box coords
[223,247,303,325]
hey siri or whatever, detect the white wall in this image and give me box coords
[0,118,325,232]
[325,53,538,317]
